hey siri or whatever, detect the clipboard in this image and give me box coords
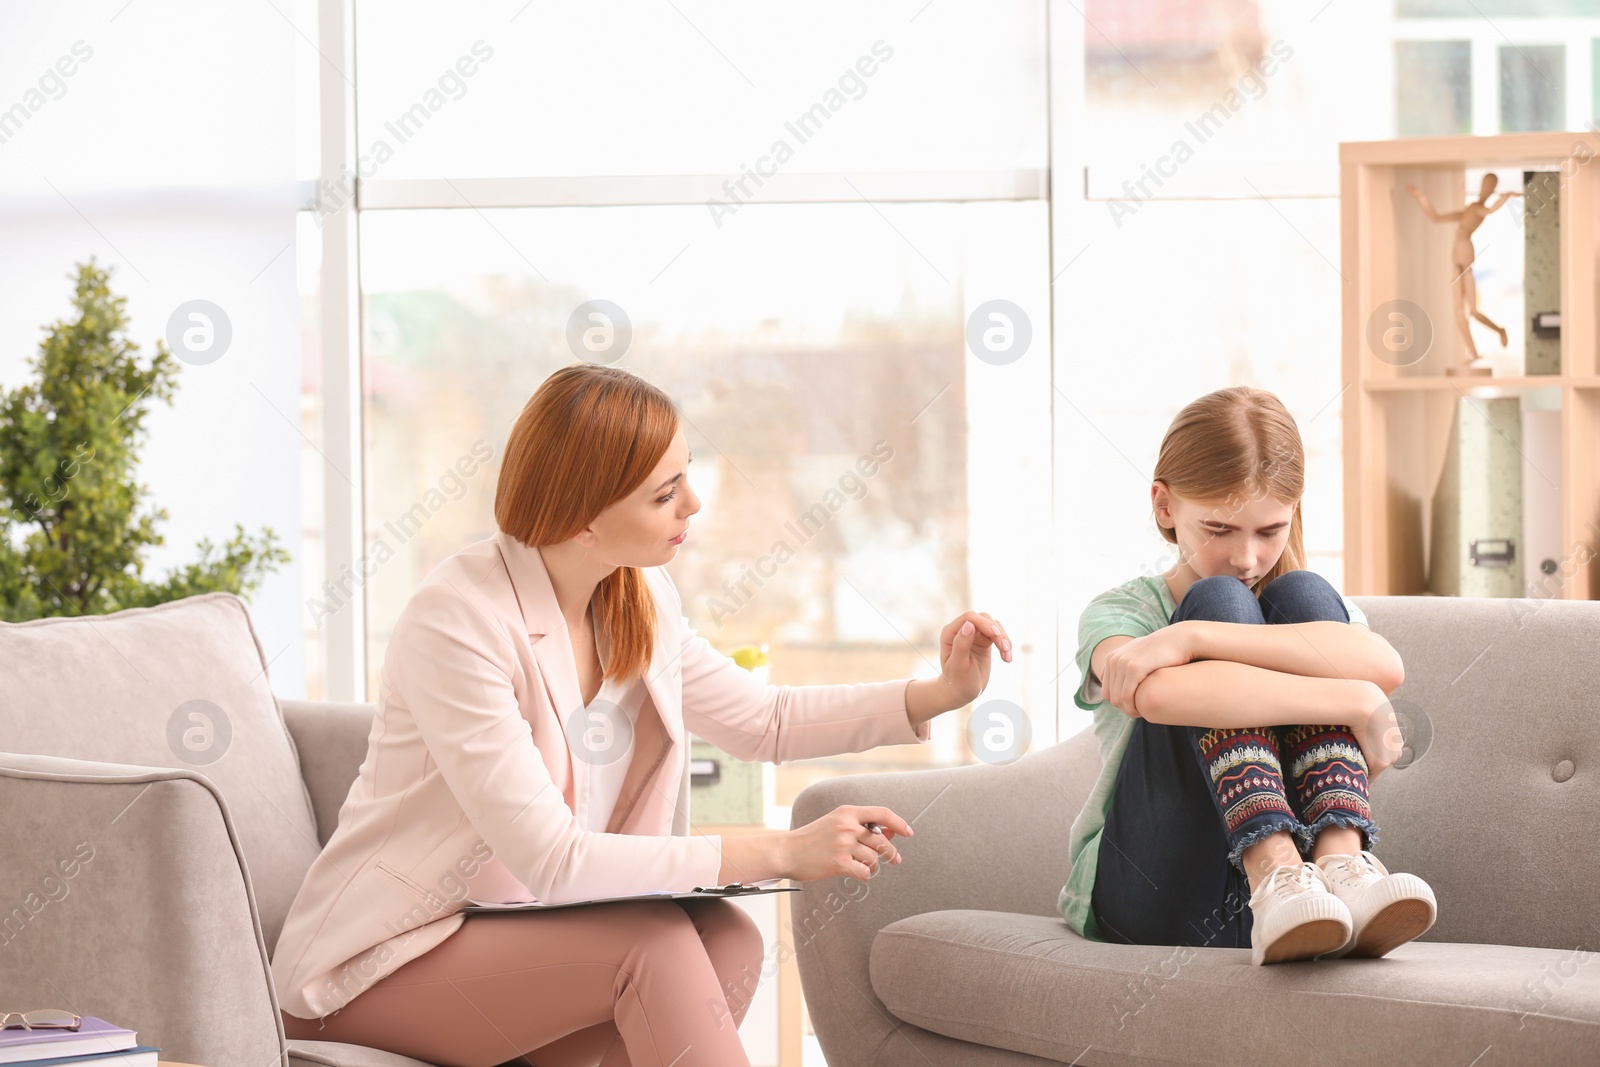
[461,881,799,913]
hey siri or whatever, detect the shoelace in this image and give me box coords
[1266,862,1320,901]
[1322,852,1381,886]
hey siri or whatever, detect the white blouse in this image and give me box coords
[573,670,647,833]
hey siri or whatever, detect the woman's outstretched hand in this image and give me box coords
[935,610,1012,708]
[783,806,913,882]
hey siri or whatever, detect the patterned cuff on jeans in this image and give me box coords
[1293,810,1380,857]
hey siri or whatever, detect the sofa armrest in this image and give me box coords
[280,699,377,846]
[287,1037,442,1067]
[788,729,1098,1066]
[0,752,287,1067]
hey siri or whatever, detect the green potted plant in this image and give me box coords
[0,260,289,621]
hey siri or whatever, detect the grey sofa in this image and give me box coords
[0,593,441,1067]
[789,594,1600,1066]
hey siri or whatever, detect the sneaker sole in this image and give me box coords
[1257,918,1351,965]
[1347,897,1436,958]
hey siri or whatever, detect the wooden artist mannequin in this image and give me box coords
[1406,173,1520,376]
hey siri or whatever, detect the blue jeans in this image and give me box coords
[1089,570,1380,949]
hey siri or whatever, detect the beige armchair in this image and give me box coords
[0,592,444,1067]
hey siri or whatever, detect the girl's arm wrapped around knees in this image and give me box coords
[1130,659,1386,731]
[1089,620,1400,718]
[1179,619,1404,694]
[1131,661,1403,777]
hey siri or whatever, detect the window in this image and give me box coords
[1393,5,1600,135]
[344,3,1057,794]
[1500,44,1566,131]
[1397,40,1473,135]
[353,1,1047,177]
[10,0,1583,778]
[0,1,312,697]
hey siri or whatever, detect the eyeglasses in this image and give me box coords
[0,1010,82,1031]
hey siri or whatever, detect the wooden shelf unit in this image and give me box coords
[1340,132,1600,600]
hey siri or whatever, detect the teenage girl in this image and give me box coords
[1057,386,1437,965]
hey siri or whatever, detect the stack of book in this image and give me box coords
[0,1018,158,1066]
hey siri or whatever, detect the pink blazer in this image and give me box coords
[271,529,930,1019]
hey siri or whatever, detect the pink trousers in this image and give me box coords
[280,897,765,1067]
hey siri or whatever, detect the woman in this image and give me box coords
[271,364,1013,1066]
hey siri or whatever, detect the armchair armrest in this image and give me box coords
[0,751,287,1067]
[788,729,1098,1066]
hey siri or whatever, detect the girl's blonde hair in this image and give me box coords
[1152,386,1306,594]
[494,364,680,683]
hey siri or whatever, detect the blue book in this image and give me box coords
[3,1047,158,1067]
[0,1018,136,1065]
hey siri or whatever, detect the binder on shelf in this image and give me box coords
[1427,395,1526,597]
[1521,405,1564,597]
[1523,170,1561,376]
[688,735,771,827]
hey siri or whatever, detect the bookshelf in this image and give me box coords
[1339,132,1600,600]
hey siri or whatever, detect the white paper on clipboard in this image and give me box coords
[462,878,794,912]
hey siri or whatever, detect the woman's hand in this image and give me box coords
[1102,623,1199,716]
[782,806,912,882]
[906,611,1013,727]
[936,610,1012,708]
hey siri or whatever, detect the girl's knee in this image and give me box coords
[1261,569,1331,594]
[1179,574,1263,624]
[1258,569,1345,623]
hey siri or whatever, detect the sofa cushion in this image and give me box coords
[1353,595,1600,952]
[871,910,1600,1066]
[0,592,320,952]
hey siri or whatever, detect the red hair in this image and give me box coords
[493,364,680,682]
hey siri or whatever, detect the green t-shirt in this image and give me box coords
[1055,574,1370,941]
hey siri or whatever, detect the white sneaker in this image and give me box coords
[1248,861,1353,966]
[1314,851,1437,959]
